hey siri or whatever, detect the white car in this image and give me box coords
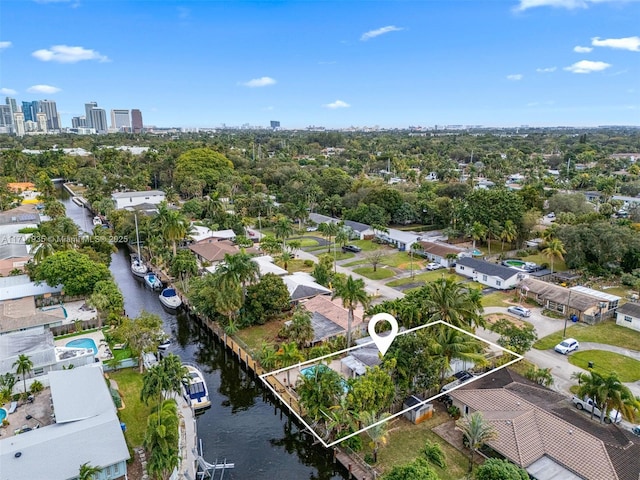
[507,306,531,317]
[306,226,318,232]
[554,338,579,354]
[426,262,443,271]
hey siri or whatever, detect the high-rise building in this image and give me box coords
[39,100,61,130]
[72,116,87,128]
[36,112,48,132]
[22,101,39,122]
[13,112,24,137]
[84,102,98,128]
[0,105,13,128]
[131,109,143,133]
[89,108,108,133]
[24,120,38,132]
[6,97,18,121]
[110,109,131,130]
[270,120,280,130]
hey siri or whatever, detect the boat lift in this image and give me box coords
[195,440,234,480]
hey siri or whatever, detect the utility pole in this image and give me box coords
[563,288,573,338]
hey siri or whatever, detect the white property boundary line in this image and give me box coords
[259,319,523,448]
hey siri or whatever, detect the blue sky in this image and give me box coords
[1,0,639,129]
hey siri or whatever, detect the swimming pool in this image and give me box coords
[42,305,68,318]
[0,408,6,423]
[65,338,98,356]
[300,365,349,392]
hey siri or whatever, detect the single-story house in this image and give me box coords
[615,302,640,332]
[282,272,331,302]
[417,240,468,267]
[0,366,130,480]
[189,226,237,243]
[308,212,337,226]
[111,190,166,210]
[343,220,375,240]
[0,296,68,335]
[376,228,421,251]
[612,194,640,210]
[518,278,620,323]
[448,369,639,480]
[252,255,288,276]
[302,295,364,343]
[189,239,252,265]
[455,257,520,290]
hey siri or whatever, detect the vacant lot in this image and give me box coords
[533,320,640,351]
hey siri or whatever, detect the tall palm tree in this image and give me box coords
[274,215,295,248]
[360,411,392,463]
[78,462,102,480]
[332,275,370,348]
[422,277,485,330]
[469,222,487,250]
[574,371,639,423]
[429,327,486,380]
[409,241,423,279]
[216,251,260,296]
[500,220,517,252]
[542,238,566,274]
[318,221,339,253]
[163,209,191,257]
[335,228,349,249]
[13,354,33,394]
[456,412,498,472]
[276,342,304,386]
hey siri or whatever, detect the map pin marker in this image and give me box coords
[368,313,399,356]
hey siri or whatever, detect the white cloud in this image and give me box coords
[323,100,350,109]
[0,41,11,50]
[241,76,276,88]
[574,45,593,53]
[564,60,612,73]
[515,0,632,11]
[27,84,61,94]
[0,88,16,95]
[32,45,109,63]
[360,25,403,41]
[592,36,640,52]
[536,66,557,73]
[507,74,523,80]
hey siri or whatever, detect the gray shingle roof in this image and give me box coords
[617,302,640,318]
[457,257,520,280]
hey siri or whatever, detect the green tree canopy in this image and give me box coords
[475,459,529,480]
[174,148,234,195]
[383,458,440,480]
[33,250,112,296]
[244,273,291,325]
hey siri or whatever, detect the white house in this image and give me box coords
[376,228,421,252]
[615,302,640,332]
[111,190,166,210]
[455,257,521,290]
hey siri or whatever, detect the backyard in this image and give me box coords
[108,368,153,447]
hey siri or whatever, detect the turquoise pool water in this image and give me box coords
[42,305,68,318]
[300,365,348,392]
[66,338,98,355]
[0,408,6,422]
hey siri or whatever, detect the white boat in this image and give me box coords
[159,287,182,311]
[144,272,163,290]
[72,197,84,207]
[131,213,148,278]
[93,216,102,226]
[158,339,171,351]
[182,363,211,411]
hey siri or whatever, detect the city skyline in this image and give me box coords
[1,0,639,129]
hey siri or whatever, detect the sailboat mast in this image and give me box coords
[134,213,142,260]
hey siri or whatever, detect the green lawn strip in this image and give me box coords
[386,271,444,287]
[109,368,153,447]
[519,253,567,272]
[113,347,134,362]
[235,318,288,354]
[352,266,396,280]
[350,240,388,252]
[278,259,315,274]
[598,286,635,298]
[568,350,640,382]
[373,414,469,480]
[305,246,328,253]
[54,327,104,341]
[297,238,318,247]
[379,252,426,270]
[342,259,369,267]
[506,360,536,378]
[481,292,513,308]
[533,320,640,351]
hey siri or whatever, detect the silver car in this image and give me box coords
[507,306,531,317]
[555,338,579,354]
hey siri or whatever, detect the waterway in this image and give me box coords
[59,191,347,480]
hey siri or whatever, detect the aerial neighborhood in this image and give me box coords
[0,126,639,480]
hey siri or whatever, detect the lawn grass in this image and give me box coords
[533,319,640,351]
[278,259,315,274]
[342,259,369,267]
[379,252,426,269]
[481,291,513,308]
[235,318,288,354]
[520,253,567,272]
[350,240,387,252]
[353,266,396,280]
[569,350,640,382]
[297,238,318,247]
[373,413,469,480]
[109,368,153,447]
[114,347,134,362]
[386,271,448,287]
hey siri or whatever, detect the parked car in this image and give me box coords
[306,226,318,232]
[572,395,621,424]
[547,212,556,219]
[554,338,579,354]
[426,262,443,271]
[507,306,531,317]
[342,245,362,253]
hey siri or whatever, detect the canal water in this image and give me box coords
[59,192,347,480]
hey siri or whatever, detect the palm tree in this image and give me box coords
[542,238,566,274]
[469,222,487,250]
[318,221,338,253]
[13,354,33,395]
[78,462,102,480]
[291,202,309,231]
[500,220,517,252]
[409,241,423,279]
[276,342,304,386]
[332,275,370,348]
[335,228,349,249]
[574,371,639,423]
[216,251,260,296]
[280,250,293,271]
[525,366,554,387]
[163,209,191,257]
[274,215,295,248]
[422,277,485,330]
[429,327,486,380]
[456,412,498,472]
[486,221,501,256]
[360,411,392,463]
[145,400,180,479]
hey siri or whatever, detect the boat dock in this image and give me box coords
[334,447,376,480]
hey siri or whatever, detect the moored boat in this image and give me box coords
[93,216,102,226]
[131,257,148,278]
[182,363,211,411]
[159,287,182,311]
[144,272,163,290]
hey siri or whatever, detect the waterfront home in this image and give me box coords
[111,190,166,210]
[189,225,237,243]
[189,239,243,265]
[615,302,640,332]
[301,295,364,343]
[252,255,288,276]
[282,272,331,302]
[0,366,130,480]
[447,369,639,480]
[455,257,520,290]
